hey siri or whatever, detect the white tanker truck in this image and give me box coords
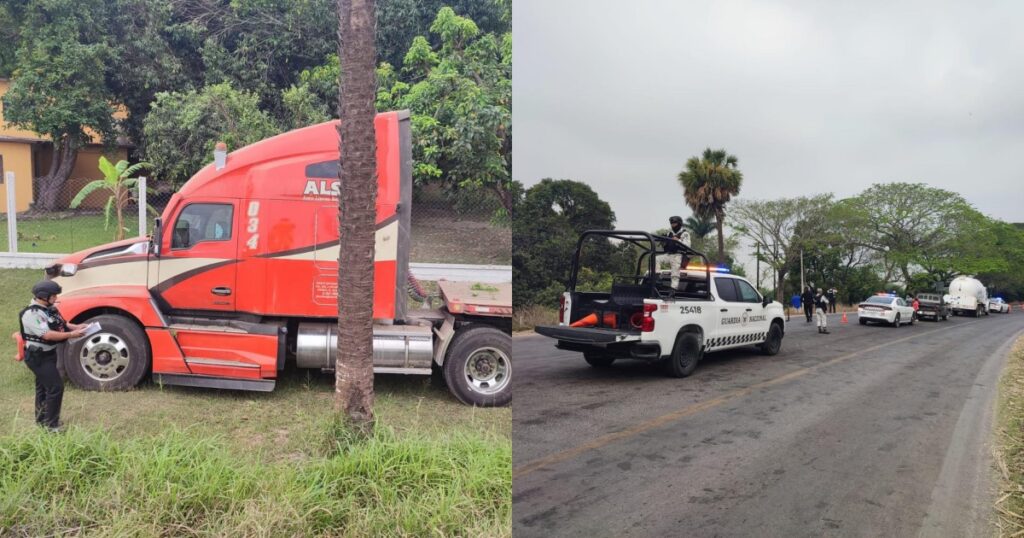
[947,276,989,317]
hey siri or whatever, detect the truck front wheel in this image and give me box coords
[760,323,783,356]
[664,331,702,378]
[60,314,150,391]
[443,326,511,407]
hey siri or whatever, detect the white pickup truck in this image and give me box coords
[535,231,787,377]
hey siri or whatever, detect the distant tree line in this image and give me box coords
[0,0,510,218]
[515,149,1024,308]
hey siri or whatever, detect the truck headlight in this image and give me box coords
[60,264,77,276]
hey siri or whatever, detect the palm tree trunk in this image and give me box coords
[715,209,725,264]
[334,0,377,434]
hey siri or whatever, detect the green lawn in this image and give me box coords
[0,213,145,253]
[0,268,511,536]
[0,212,511,264]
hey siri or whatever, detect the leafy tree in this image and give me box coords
[280,84,330,130]
[142,83,279,187]
[2,0,117,210]
[730,195,833,301]
[677,148,744,264]
[376,7,512,218]
[335,0,378,433]
[375,0,509,70]
[70,157,154,241]
[513,179,616,307]
[841,183,1004,284]
[106,0,191,146]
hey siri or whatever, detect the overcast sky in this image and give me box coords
[513,0,1024,273]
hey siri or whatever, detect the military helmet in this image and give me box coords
[669,215,683,225]
[32,280,62,300]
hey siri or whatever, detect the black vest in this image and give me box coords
[18,303,68,346]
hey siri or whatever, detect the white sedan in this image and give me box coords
[858,295,916,327]
[989,298,1010,314]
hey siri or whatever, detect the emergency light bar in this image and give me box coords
[683,265,730,274]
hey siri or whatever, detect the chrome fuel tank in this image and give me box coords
[296,322,434,371]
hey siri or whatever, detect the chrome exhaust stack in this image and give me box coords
[295,322,434,372]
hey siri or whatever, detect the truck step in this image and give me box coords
[155,373,276,392]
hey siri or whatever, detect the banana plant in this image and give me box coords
[70,156,156,241]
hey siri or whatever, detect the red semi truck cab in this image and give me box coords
[17,111,511,406]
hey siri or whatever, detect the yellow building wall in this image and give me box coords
[0,142,35,213]
[35,145,130,210]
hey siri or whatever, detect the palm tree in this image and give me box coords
[70,156,153,241]
[677,148,743,263]
[684,213,715,239]
[335,0,377,434]
[683,212,716,254]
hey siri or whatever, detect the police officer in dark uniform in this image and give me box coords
[19,280,86,431]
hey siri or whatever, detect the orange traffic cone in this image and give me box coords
[841,312,848,324]
[571,313,598,328]
[602,312,618,327]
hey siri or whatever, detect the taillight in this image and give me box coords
[558,295,566,324]
[641,303,657,332]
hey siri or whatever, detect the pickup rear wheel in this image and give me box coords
[664,331,701,378]
[443,326,511,407]
[60,314,149,391]
[584,352,616,368]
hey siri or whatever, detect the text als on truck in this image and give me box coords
[11,111,511,406]
[534,231,786,377]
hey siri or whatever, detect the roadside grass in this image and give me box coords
[0,268,510,536]
[512,304,557,332]
[994,335,1024,536]
[1,211,510,264]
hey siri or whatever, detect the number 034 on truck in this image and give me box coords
[534,231,786,377]
[11,112,511,407]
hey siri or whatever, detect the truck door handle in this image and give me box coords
[211,287,232,296]
[745,308,753,312]
[720,308,728,312]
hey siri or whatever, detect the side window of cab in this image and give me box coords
[734,279,761,303]
[714,277,739,302]
[172,203,233,249]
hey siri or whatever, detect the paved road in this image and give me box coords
[513,312,1024,537]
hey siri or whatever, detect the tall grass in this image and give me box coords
[0,424,510,537]
[995,336,1024,536]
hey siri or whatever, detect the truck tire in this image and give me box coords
[443,326,511,407]
[663,331,701,378]
[60,314,149,391]
[859,318,867,325]
[760,322,783,356]
[584,352,616,368]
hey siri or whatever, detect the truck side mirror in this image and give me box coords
[762,296,771,307]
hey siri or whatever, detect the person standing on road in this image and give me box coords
[815,288,830,334]
[18,281,86,432]
[802,286,815,323]
[658,216,691,290]
[827,288,837,313]
[790,292,800,321]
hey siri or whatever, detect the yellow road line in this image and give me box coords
[513,319,983,479]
